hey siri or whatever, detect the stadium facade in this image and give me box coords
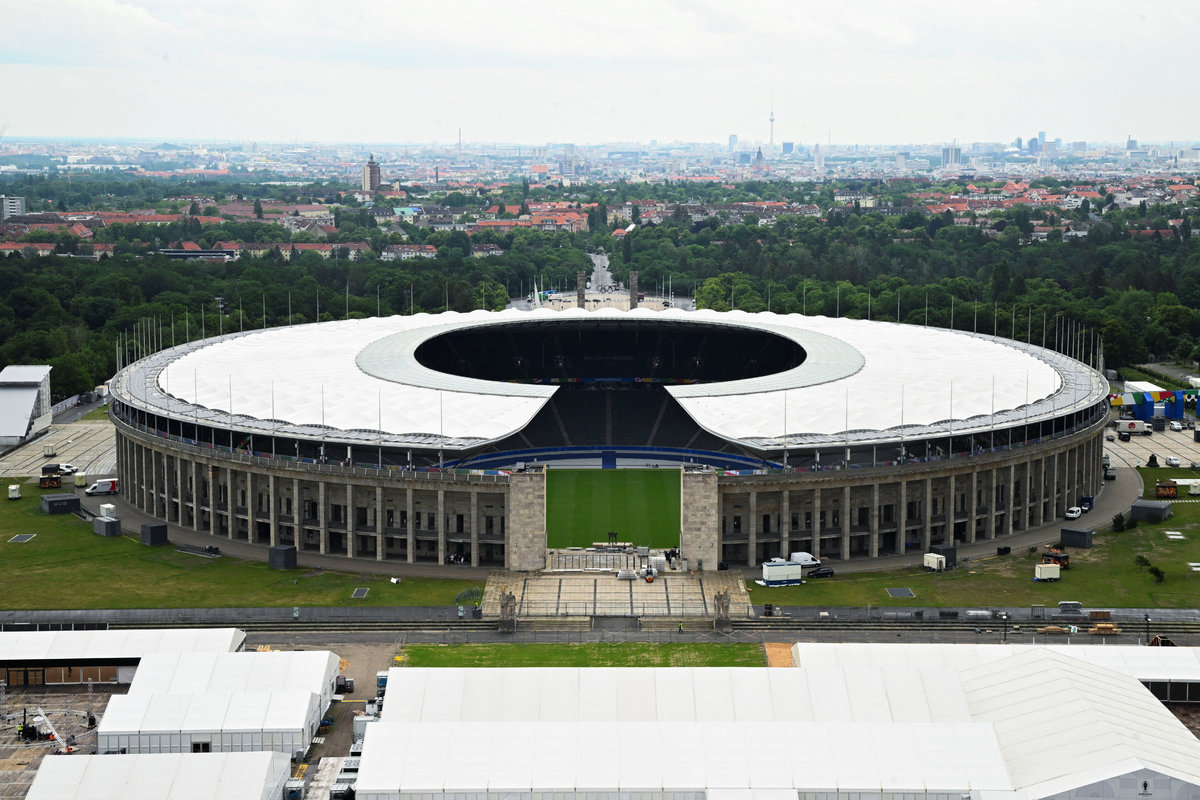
[108,308,1109,572]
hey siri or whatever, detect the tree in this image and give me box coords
[1133,553,1149,569]
[253,199,263,219]
[188,201,200,216]
[1148,566,1165,583]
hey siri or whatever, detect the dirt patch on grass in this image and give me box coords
[764,642,793,667]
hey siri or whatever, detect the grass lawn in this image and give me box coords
[747,499,1200,609]
[79,406,112,421]
[0,487,479,610]
[546,468,680,548]
[397,642,765,667]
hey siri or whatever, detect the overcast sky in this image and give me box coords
[2,0,1195,147]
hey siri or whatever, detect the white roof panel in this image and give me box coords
[27,752,290,800]
[0,629,243,664]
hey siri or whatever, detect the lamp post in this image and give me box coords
[1001,612,1009,644]
[1144,614,1152,645]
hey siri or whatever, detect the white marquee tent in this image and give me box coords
[95,649,339,757]
[26,751,291,800]
[357,649,1200,800]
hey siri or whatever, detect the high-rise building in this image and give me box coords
[941,146,962,167]
[728,134,738,152]
[0,195,26,221]
[361,155,381,193]
[781,142,794,155]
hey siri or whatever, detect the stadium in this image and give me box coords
[108,307,1109,572]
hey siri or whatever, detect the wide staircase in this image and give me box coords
[482,570,751,620]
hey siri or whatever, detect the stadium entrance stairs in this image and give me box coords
[482,571,750,622]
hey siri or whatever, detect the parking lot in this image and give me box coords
[1104,418,1200,472]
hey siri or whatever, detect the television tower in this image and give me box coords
[769,104,775,155]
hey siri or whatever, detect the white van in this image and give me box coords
[85,478,119,496]
[789,551,821,567]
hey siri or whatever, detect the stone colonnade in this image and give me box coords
[115,420,509,568]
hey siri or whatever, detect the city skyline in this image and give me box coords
[2,0,1197,148]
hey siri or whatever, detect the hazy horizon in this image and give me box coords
[2,0,1197,147]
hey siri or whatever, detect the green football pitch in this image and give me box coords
[545,468,681,548]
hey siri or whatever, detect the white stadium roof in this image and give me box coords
[119,308,1106,451]
[358,652,1200,800]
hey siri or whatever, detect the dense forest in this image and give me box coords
[1,173,1198,398]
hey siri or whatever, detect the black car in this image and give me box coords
[807,567,835,578]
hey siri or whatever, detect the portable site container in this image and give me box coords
[761,559,806,586]
[1035,563,1061,581]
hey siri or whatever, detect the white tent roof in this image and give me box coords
[129,308,1103,451]
[98,690,317,738]
[0,628,245,663]
[790,642,1200,683]
[361,655,1200,800]
[26,751,291,800]
[126,650,338,697]
[382,666,974,724]
[357,721,1010,797]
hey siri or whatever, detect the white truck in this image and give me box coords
[1115,419,1151,436]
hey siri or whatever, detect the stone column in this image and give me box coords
[406,487,415,563]
[967,470,978,544]
[779,489,790,559]
[987,467,997,539]
[869,484,880,557]
[138,445,148,512]
[192,461,201,532]
[947,473,956,544]
[470,490,480,567]
[840,485,851,560]
[811,488,822,560]
[226,467,236,539]
[175,455,184,524]
[209,466,219,538]
[1050,452,1059,517]
[437,488,446,566]
[922,478,933,550]
[376,486,385,561]
[1005,464,1016,536]
[318,481,328,554]
[747,491,758,566]
[245,469,254,541]
[268,474,278,546]
[346,483,354,556]
[292,477,300,544]
[898,479,908,550]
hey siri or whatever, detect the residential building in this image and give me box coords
[0,195,26,221]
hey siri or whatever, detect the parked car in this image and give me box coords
[1170,421,1183,432]
[1065,506,1083,520]
[1105,434,1116,442]
[806,567,835,578]
[1166,456,1181,467]
[58,462,77,475]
